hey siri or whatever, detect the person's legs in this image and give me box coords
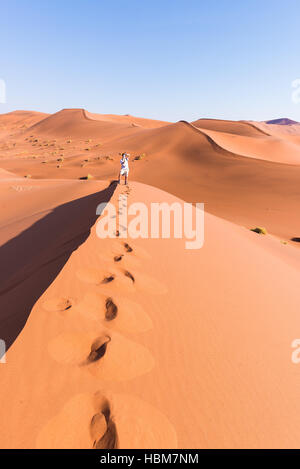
[118,170,122,184]
[125,172,128,185]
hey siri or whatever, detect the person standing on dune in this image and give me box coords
[118,152,130,185]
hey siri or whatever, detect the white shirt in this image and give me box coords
[120,157,129,171]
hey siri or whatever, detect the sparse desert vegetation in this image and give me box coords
[250,227,267,235]
[80,173,93,180]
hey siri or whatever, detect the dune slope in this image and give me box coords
[192,118,270,137]
[1,181,300,449]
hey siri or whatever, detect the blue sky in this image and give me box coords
[0,0,300,122]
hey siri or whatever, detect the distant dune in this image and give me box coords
[85,110,170,128]
[192,117,270,137]
[0,110,49,139]
[1,108,300,448]
[265,118,299,125]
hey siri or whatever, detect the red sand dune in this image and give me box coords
[1,110,300,240]
[27,108,168,141]
[191,118,300,163]
[0,110,49,140]
[192,117,270,137]
[0,110,49,129]
[255,120,300,137]
[1,181,300,448]
[27,108,142,141]
[1,108,300,448]
[191,125,300,164]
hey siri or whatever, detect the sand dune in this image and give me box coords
[1,108,300,449]
[191,118,300,164]
[0,178,117,349]
[1,110,300,241]
[0,110,49,140]
[1,181,300,448]
[192,126,300,164]
[0,110,49,129]
[192,117,270,137]
[85,110,170,128]
[26,108,168,141]
[27,108,142,141]
[92,119,300,241]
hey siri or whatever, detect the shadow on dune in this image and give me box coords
[0,180,118,353]
[291,237,300,243]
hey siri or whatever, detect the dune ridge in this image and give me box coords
[265,118,299,125]
[84,109,170,128]
[192,117,271,137]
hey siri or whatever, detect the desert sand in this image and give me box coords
[1,109,300,449]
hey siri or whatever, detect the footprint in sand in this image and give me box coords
[43,297,74,313]
[36,391,176,449]
[90,413,107,447]
[72,291,117,323]
[84,335,111,364]
[96,242,141,268]
[76,267,135,291]
[105,296,153,333]
[124,242,133,253]
[113,254,123,262]
[91,397,118,449]
[124,270,135,283]
[74,291,152,333]
[102,274,115,284]
[114,264,167,295]
[105,297,118,321]
[48,330,154,381]
[103,242,166,293]
[121,241,151,260]
[36,392,118,449]
[107,393,177,449]
[76,267,114,285]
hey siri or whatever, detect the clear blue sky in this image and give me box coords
[1,0,300,122]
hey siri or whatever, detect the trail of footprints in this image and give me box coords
[90,398,118,449]
[43,186,158,449]
[86,187,134,449]
[82,239,136,368]
[80,240,137,448]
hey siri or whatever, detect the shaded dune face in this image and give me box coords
[23,108,168,140]
[0,180,118,350]
[265,118,299,125]
[191,117,270,137]
[0,110,49,130]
